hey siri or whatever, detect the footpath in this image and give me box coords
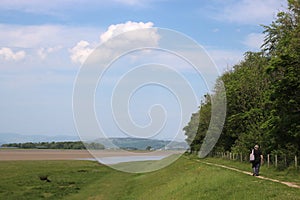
[195,159,300,189]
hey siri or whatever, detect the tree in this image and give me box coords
[184,0,300,167]
[184,94,211,154]
[262,0,300,156]
[146,146,152,151]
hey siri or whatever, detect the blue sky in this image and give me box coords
[0,0,287,141]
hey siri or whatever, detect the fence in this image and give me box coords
[212,152,298,170]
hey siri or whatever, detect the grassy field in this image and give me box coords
[0,156,299,200]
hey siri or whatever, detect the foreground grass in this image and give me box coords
[0,157,299,200]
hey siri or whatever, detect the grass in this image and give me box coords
[200,156,300,185]
[110,154,181,173]
[0,156,299,199]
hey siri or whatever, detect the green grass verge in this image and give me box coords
[0,157,299,200]
[110,154,181,173]
[199,156,300,185]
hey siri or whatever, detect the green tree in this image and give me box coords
[262,0,300,156]
[184,94,211,154]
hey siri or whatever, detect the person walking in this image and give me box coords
[251,144,263,176]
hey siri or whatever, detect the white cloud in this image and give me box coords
[113,0,143,6]
[243,33,265,50]
[70,21,159,64]
[207,48,244,71]
[0,47,26,61]
[213,0,287,24]
[100,21,156,43]
[37,46,62,60]
[70,40,93,64]
[0,24,101,49]
[0,0,152,14]
[69,41,94,64]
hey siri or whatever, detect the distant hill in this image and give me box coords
[94,137,189,150]
[0,133,188,150]
[0,133,80,145]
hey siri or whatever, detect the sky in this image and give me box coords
[0,0,287,141]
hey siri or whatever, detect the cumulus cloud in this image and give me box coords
[212,0,287,24]
[37,46,62,60]
[243,33,265,50]
[0,47,26,61]
[70,21,159,64]
[100,21,157,43]
[69,40,94,64]
[0,24,101,49]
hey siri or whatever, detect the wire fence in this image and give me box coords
[211,152,298,170]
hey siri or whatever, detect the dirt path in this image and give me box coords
[197,160,300,189]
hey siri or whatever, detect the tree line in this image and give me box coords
[184,0,300,167]
[1,141,105,150]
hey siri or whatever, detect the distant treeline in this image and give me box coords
[1,141,105,150]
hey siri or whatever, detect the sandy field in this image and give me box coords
[0,149,182,161]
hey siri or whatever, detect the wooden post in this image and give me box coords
[295,156,298,169]
[230,153,232,160]
[267,154,270,168]
[275,154,278,168]
[284,155,287,167]
[240,153,243,162]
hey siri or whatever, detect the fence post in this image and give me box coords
[284,155,287,167]
[267,154,270,168]
[275,154,278,168]
[295,156,298,169]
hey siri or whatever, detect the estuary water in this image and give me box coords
[80,155,167,164]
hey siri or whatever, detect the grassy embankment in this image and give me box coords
[0,156,299,200]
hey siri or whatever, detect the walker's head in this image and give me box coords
[254,145,259,149]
